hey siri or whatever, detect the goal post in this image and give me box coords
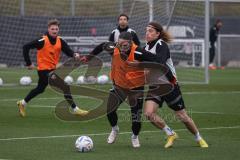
[0,0,213,84]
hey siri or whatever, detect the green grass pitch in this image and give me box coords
[0,68,240,160]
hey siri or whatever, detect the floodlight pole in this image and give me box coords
[119,0,123,14]
[205,0,210,84]
[20,0,25,16]
[148,0,153,22]
[71,0,75,16]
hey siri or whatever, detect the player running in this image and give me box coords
[17,19,88,117]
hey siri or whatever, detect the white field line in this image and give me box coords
[0,98,238,116]
[118,109,222,114]
[0,97,61,102]
[29,105,55,108]
[20,105,232,116]
[191,111,226,115]
[0,97,86,102]
[1,90,240,102]
[183,91,240,95]
[0,83,37,87]
[0,125,239,141]
[0,103,231,115]
[117,109,227,115]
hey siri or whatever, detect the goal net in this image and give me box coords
[0,0,207,85]
[217,34,240,67]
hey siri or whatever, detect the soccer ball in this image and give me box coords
[64,76,74,85]
[75,136,93,152]
[0,78,3,86]
[20,76,32,86]
[97,75,109,84]
[76,76,85,84]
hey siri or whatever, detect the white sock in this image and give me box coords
[112,125,119,132]
[73,106,79,112]
[21,99,27,106]
[195,132,202,141]
[131,134,138,139]
[162,125,175,136]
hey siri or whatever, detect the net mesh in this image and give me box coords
[217,35,240,67]
[0,0,207,84]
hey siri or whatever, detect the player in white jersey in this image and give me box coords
[143,21,208,148]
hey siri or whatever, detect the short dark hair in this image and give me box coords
[119,31,132,41]
[215,19,222,24]
[48,19,60,27]
[118,13,129,21]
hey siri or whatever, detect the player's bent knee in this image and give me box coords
[144,112,151,119]
[144,111,156,121]
[175,110,191,122]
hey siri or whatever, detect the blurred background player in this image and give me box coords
[109,13,140,45]
[209,19,223,70]
[86,13,140,62]
[143,21,208,148]
[17,19,88,117]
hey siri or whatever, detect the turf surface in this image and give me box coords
[0,68,240,160]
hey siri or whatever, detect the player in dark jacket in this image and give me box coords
[209,19,223,69]
[88,13,140,59]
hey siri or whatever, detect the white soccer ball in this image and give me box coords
[64,76,74,85]
[97,75,109,84]
[0,78,3,86]
[75,136,93,152]
[76,76,85,84]
[20,76,32,86]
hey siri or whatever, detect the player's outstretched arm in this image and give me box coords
[102,41,116,52]
[79,42,115,63]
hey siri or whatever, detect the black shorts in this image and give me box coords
[145,84,185,111]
